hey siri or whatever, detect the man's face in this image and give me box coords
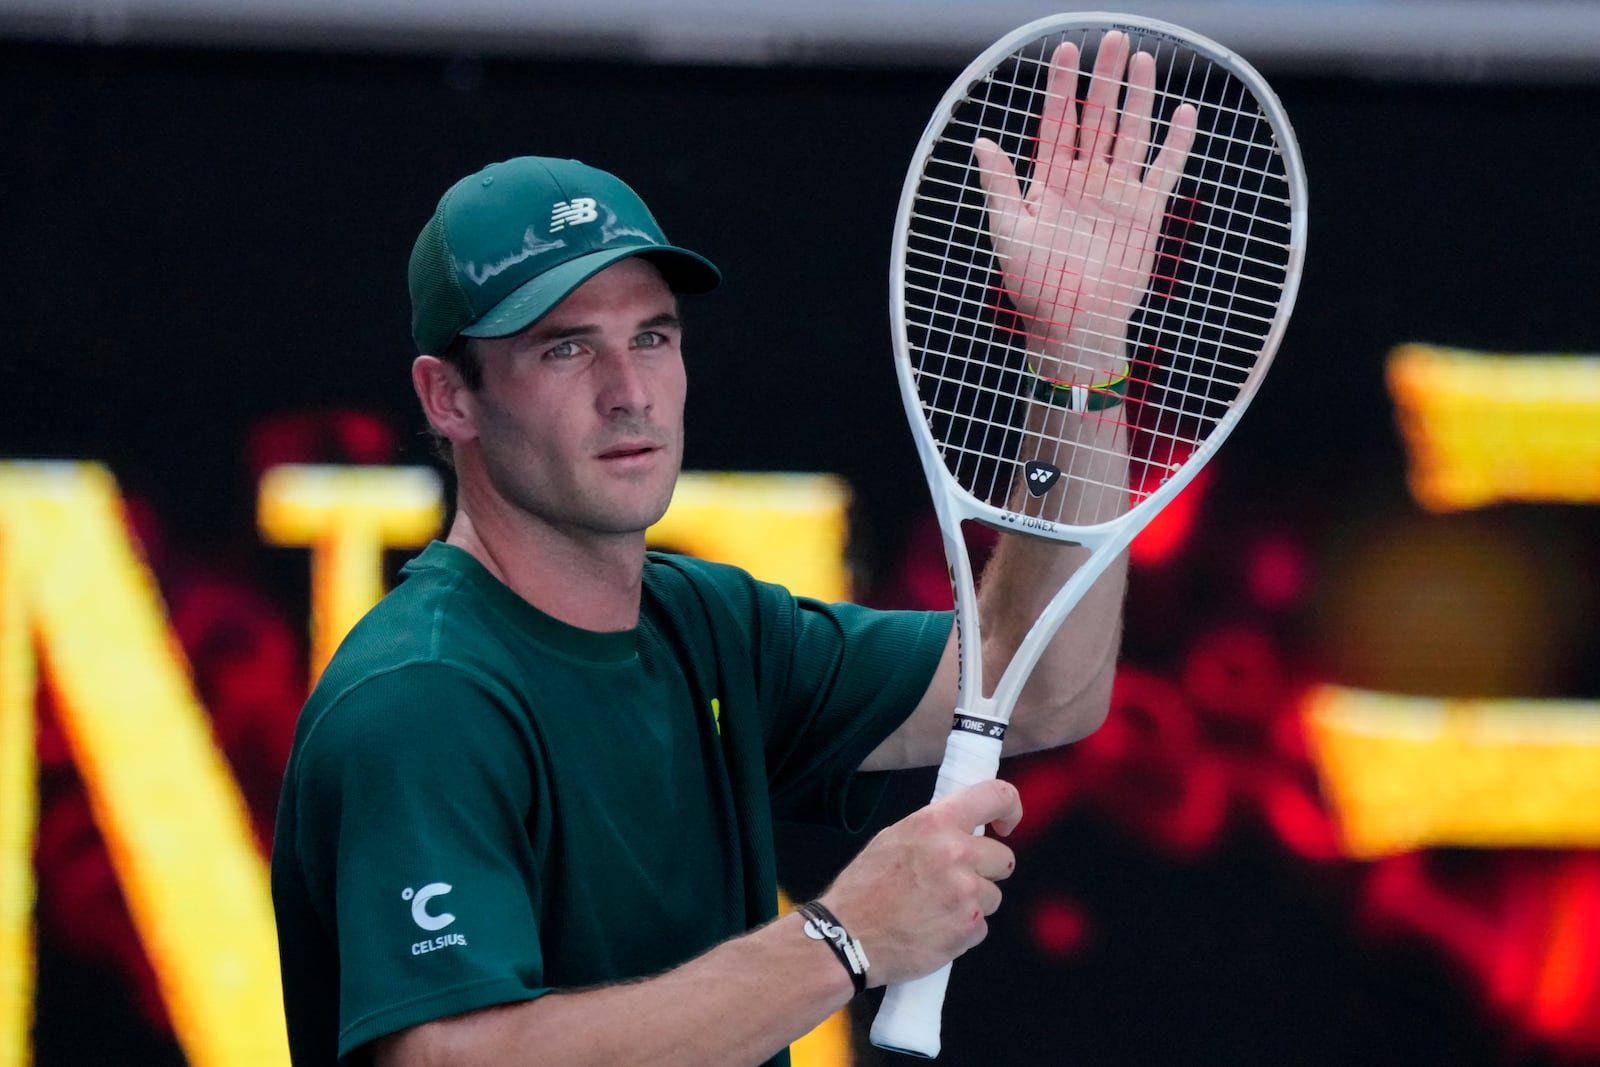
[465,257,687,538]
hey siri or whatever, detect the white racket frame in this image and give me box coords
[871,11,1308,1058]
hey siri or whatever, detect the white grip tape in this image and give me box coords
[929,728,1004,802]
[871,962,954,1057]
[870,727,1006,1057]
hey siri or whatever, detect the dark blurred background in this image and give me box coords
[5,2,1600,1064]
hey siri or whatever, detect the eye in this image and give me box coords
[633,331,666,350]
[543,339,582,361]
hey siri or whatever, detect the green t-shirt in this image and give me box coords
[271,542,951,1065]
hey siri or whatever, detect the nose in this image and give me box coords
[596,348,651,417]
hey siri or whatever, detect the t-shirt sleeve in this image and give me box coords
[752,586,953,828]
[288,663,550,1057]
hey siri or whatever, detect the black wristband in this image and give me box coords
[798,901,869,996]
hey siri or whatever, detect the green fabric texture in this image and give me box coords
[271,542,951,1065]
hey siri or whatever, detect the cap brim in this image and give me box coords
[461,245,721,341]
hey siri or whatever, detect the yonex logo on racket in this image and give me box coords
[550,197,599,232]
[1023,461,1061,497]
[954,714,1007,740]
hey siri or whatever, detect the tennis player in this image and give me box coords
[271,38,1171,1058]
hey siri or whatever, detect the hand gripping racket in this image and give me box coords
[870,13,1307,1057]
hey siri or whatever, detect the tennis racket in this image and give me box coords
[870,12,1307,1057]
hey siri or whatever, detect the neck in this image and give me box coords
[445,494,648,634]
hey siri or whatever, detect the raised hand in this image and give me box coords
[975,32,1198,378]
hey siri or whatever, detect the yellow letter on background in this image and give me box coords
[651,472,854,602]
[1388,344,1600,511]
[257,464,443,682]
[0,517,38,1067]
[1305,685,1600,858]
[0,463,858,1067]
[0,462,287,1066]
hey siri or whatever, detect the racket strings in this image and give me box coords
[904,27,1296,523]
[905,239,1285,338]
[927,37,1048,507]
[904,292,1261,419]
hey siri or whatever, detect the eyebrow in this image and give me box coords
[521,310,683,344]
[638,311,684,333]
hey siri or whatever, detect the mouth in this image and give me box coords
[597,441,663,462]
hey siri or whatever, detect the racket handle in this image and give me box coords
[870,728,1005,1058]
[927,727,1005,802]
[871,963,954,1058]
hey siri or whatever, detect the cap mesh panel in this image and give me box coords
[409,211,476,355]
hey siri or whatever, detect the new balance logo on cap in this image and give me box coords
[550,197,599,232]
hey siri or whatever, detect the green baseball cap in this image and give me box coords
[408,156,721,355]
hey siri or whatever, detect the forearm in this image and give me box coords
[952,21,1192,759]
[978,533,1125,753]
[980,391,1129,753]
[372,912,853,1067]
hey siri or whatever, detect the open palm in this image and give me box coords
[976,32,1198,378]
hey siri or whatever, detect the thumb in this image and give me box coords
[935,778,1024,839]
[972,137,1022,249]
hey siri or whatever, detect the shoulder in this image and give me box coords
[642,551,771,630]
[644,549,842,613]
[292,660,528,786]
[307,543,532,734]
[641,551,950,656]
[290,545,539,790]
[328,542,493,663]
[644,550,760,601]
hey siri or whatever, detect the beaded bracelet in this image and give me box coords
[1028,361,1130,412]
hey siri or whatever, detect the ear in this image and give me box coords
[412,355,477,445]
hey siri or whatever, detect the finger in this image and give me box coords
[1031,40,1081,195]
[973,137,1022,214]
[971,837,1018,883]
[1112,50,1157,173]
[1078,30,1130,167]
[1143,101,1199,201]
[978,880,1002,918]
[936,778,1024,837]
[972,137,1022,252]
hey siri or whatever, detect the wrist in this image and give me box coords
[1028,360,1130,412]
[798,901,869,996]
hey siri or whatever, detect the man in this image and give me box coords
[272,32,1188,1066]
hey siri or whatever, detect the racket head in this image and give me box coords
[892,11,1308,546]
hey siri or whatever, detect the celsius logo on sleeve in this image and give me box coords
[403,883,469,955]
[403,882,456,930]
